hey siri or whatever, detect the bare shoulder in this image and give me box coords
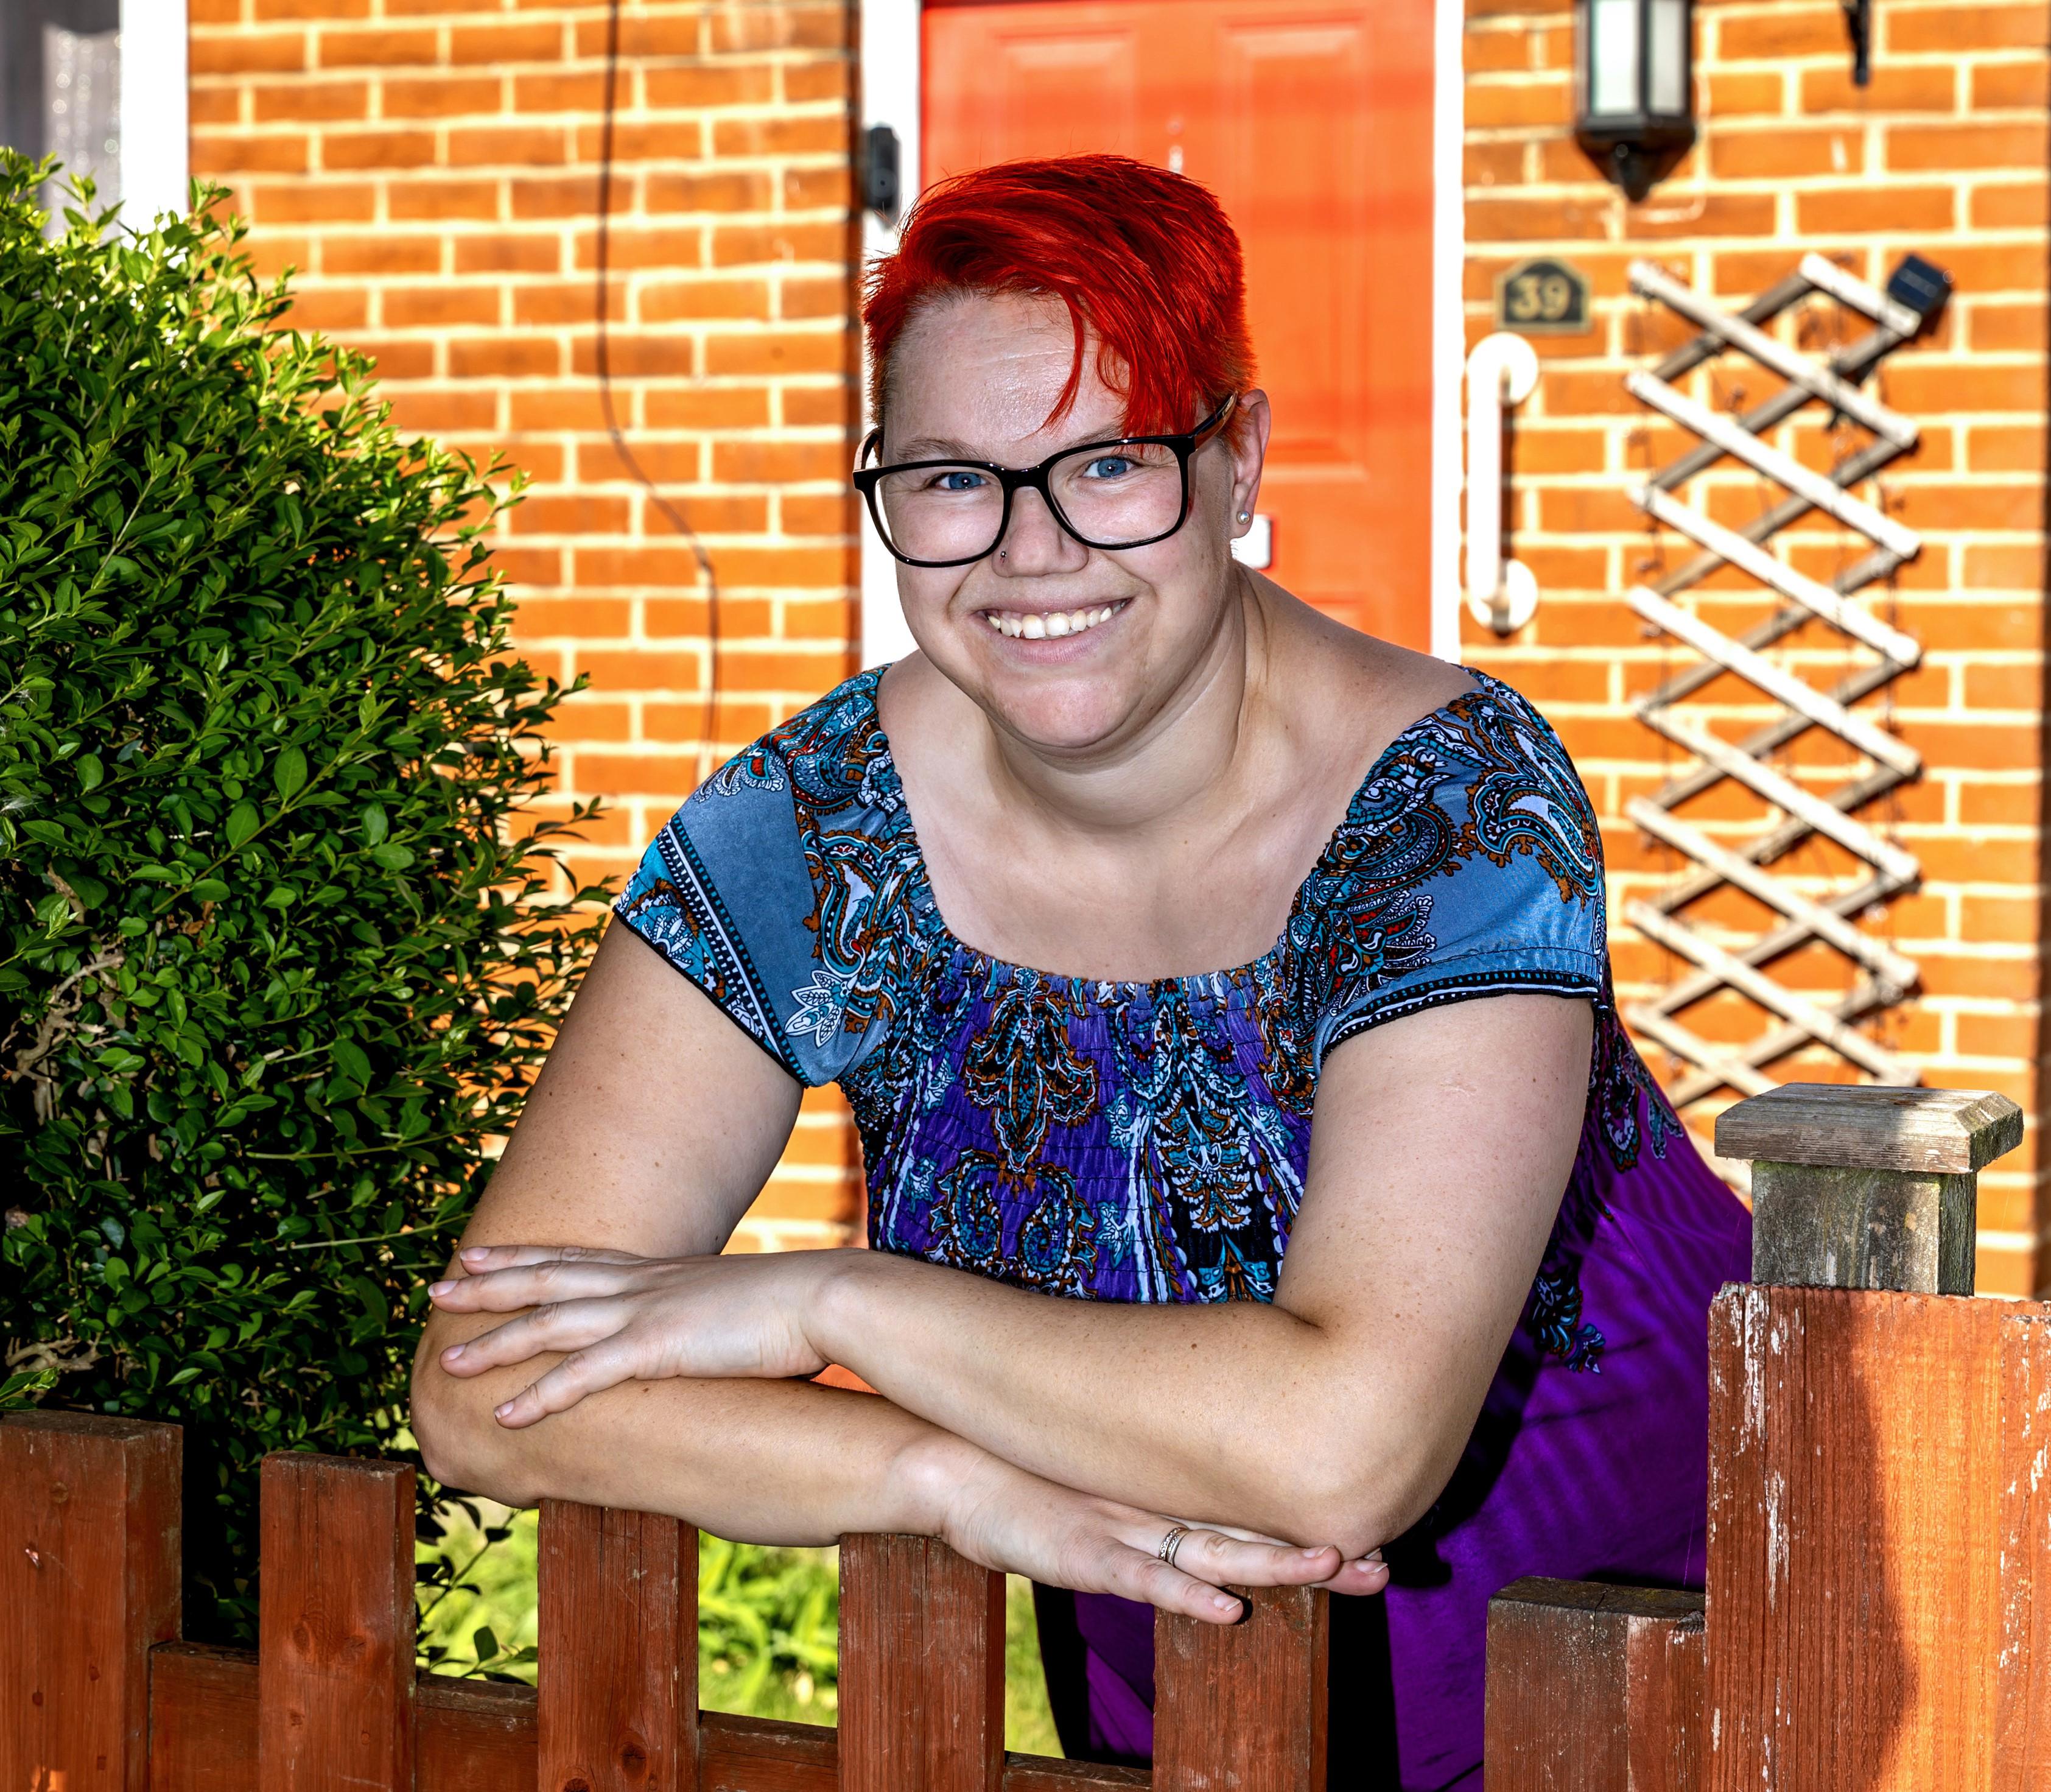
[1257,579,1478,767]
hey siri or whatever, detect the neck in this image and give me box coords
[976,567,1275,845]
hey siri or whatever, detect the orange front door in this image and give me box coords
[923,0,1437,648]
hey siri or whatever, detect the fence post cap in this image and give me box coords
[1715,1082,2024,1175]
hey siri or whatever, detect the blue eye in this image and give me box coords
[1082,455,1135,480]
[936,469,986,493]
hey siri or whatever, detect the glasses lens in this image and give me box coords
[1048,439,1186,547]
[874,464,1004,564]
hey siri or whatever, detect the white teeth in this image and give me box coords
[985,600,1123,641]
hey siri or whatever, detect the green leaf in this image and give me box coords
[225,800,261,850]
[191,878,231,902]
[369,842,415,871]
[274,745,307,802]
[361,801,388,846]
[331,1038,373,1087]
[75,753,104,792]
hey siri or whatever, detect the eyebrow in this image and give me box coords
[885,424,1135,465]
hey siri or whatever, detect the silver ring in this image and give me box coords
[1157,1523,1192,1569]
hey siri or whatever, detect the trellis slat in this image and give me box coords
[1153,1584,1327,1792]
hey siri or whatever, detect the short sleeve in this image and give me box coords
[612,674,914,1087]
[1312,681,1608,1066]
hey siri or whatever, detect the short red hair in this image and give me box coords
[861,154,1256,444]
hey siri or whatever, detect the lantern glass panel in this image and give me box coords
[1588,0,1641,119]
[1647,0,1688,116]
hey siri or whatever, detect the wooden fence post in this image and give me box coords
[0,1411,181,1792]
[1706,1081,2031,1791]
[836,1533,1003,1792]
[1153,1584,1328,1792]
[537,1499,699,1792]
[1716,1083,2022,1294]
[258,1450,417,1791]
[1483,1580,1703,1792]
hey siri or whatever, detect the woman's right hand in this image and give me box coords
[906,1436,1389,1624]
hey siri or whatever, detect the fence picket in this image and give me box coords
[1482,1579,1703,1791]
[0,1411,181,1792]
[537,1497,700,1791]
[837,1532,1003,1792]
[257,1450,416,1791]
[1153,1584,1327,1792]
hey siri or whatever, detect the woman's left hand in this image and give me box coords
[426,1243,836,1427]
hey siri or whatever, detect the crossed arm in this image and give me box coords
[410,921,1591,1614]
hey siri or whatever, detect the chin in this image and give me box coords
[977,658,1145,755]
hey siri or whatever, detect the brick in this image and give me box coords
[1918,240,2049,293]
[643,64,778,110]
[244,179,376,223]
[510,175,626,220]
[324,233,442,275]
[567,332,699,378]
[1465,194,1611,242]
[782,387,854,429]
[1972,183,2051,229]
[642,495,773,537]
[1465,24,1535,72]
[189,87,242,125]
[699,548,855,592]
[786,168,855,221]
[388,177,503,221]
[1795,184,1957,234]
[382,388,502,435]
[251,79,368,122]
[379,74,503,118]
[454,232,564,274]
[572,12,705,58]
[784,60,850,104]
[512,71,609,115]
[572,752,712,796]
[1704,71,1787,116]
[641,278,774,323]
[315,26,440,68]
[704,328,851,376]
[1887,120,2051,172]
[515,592,635,637]
[514,281,627,326]
[449,125,572,167]
[1885,360,2047,413]
[1798,62,1958,113]
[448,336,561,379]
[451,20,566,65]
[1968,423,2047,471]
[1887,4,2051,52]
[645,169,775,214]
[1972,59,2051,108]
[640,386,773,430]
[192,130,312,174]
[1968,301,2050,353]
[712,116,851,160]
[189,30,306,74]
[710,439,849,485]
[577,650,709,692]
[508,495,633,536]
[384,284,503,329]
[487,546,564,587]
[570,225,709,270]
[1463,77,1572,128]
[1718,6,1862,58]
[256,0,368,15]
[708,4,844,52]
[710,221,849,265]
[1709,127,1862,180]
[574,120,718,163]
[508,387,613,433]
[323,128,438,170]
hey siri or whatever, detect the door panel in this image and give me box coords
[923,0,1436,647]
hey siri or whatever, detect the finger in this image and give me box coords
[1316,1555,1391,1596]
[1073,1536,1249,1624]
[437,1298,632,1376]
[1148,1527,1345,1590]
[491,1338,645,1427]
[427,1260,640,1310]
[454,1243,645,1271]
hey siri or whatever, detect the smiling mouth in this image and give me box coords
[980,599,1129,640]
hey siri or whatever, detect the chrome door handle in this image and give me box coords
[1465,332,1540,635]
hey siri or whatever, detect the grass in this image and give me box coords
[415,1501,1062,1755]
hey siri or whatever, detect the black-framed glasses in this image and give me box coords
[853,394,1237,569]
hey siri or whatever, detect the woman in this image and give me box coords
[411,155,1751,1787]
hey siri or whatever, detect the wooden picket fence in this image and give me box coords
[1,1082,2038,1790]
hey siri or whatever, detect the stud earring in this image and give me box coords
[1238,511,1250,523]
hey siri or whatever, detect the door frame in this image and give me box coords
[856,0,1467,667]
[122,0,188,228]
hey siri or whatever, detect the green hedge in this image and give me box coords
[0,157,605,1643]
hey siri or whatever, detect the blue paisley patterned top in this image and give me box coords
[615,664,1751,1790]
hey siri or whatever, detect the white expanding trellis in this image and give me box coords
[1622,251,1948,1113]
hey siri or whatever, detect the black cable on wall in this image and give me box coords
[595,0,721,784]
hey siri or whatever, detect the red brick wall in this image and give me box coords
[1462,0,2050,1291]
[187,0,866,1250]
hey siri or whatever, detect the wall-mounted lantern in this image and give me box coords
[1574,0,1695,202]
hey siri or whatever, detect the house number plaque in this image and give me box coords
[1493,257,1593,336]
